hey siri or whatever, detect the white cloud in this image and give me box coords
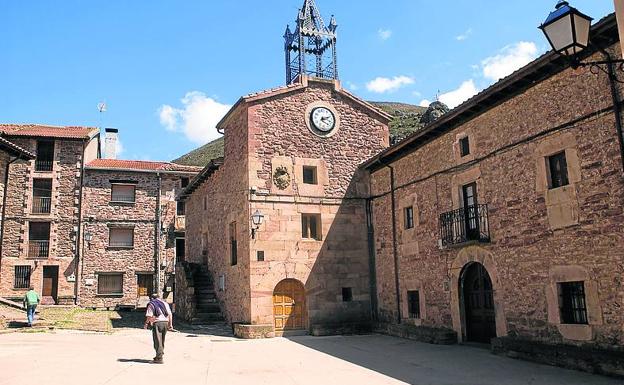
[366,76,414,93]
[346,81,359,91]
[158,91,231,144]
[481,41,539,82]
[378,29,392,40]
[411,90,422,98]
[456,28,473,41]
[419,99,431,107]
[114,138,124,157]
[438,80,479,109]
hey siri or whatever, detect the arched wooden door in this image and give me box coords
[462,263,496,343]
[273,279,306,332]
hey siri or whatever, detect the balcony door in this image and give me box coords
[462,183,479,241]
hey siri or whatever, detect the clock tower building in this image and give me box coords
[179,1,391,337]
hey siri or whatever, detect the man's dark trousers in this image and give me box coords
[152,321,168,360]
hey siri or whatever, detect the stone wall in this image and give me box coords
[184,105,251,324]
[370,46,624,348]
[79,170,187,308]
[0,138,90,304]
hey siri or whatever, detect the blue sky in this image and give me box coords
[0,1,614,161]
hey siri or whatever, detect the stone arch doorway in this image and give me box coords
[273,279,307,332]
[460,262,496,343]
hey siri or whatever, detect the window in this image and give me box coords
[109,227,134,248]
[28,222,50,258]
[302,166,318,185]
[230,222,237,266]
[404,206,414,229]
[32,178,52,214]
[460,137,470,157]
[97,273,123,295]
[301,214,321,240]
[176,201,185,216]
[547,151,569,189]
[137,274,153,297]
[203,196,207,211]
[14,266,31,289]
[111,184,136,203]
[175,238,185,263]
[342,287,353,302]
[180,177,190,188]
[257,250,265,262]
[35,141,54,172]
[407,290,420,319]
[559,281,588,325]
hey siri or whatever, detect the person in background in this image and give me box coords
[23,286,40,327]
[143,293,173,364]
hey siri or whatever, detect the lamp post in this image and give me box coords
[83,231,92,250]
[540,1,624,172]
[251,210,264,239]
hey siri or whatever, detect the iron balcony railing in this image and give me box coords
[110,194,136,203]
[439,204,490,247]
[109,240,134,248]
[32,197,52,214]
[28,240,50,259]
[35,160,53,172]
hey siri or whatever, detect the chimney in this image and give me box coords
[104,128,118,159]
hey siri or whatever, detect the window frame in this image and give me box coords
[302,166,318,185]
[547,151,570,189]
[407,290,421,319]
[459,137,470,157]
[176,200,185,216]
[110,183,136,204]
[14,266,32,289]
[230,222,238,266]
[108,227,135,249]
[558,281,588,325]
[342,287,353,302]
[404,206,414,229]
[97,273,124,296]
[180,177,190,188]
[301,213,322,241]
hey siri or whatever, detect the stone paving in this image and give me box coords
[0,328,620,385]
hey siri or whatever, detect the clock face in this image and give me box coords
[311,107,336,133]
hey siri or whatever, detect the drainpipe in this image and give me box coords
[74,139,87,305]
[381,160,402,324]
[598,48,624,173]
[155,173,162,295]
[0,155,21,279]
[365,198,378,321]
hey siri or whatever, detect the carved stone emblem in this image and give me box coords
[273,166,291,190]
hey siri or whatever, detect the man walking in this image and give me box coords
[23,286,40,327]
[143,293,173,364]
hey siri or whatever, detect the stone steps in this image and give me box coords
[190,267,224,325]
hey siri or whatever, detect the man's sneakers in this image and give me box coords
[152,356,164,364]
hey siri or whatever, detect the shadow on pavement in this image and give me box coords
[117,358,153,364]
[110,310,145,329]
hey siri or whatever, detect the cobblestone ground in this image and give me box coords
[0,328,620,385]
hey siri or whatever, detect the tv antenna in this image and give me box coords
[97,102,107,129]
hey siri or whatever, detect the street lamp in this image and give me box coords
[540,1,624,172]
[251,210,264,239]
[83,231,92,250]
[539,1,593,59]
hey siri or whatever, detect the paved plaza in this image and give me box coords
[0,328,619,385]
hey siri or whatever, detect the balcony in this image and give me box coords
[28,240,50,259]
[32,197,52,214]
[439,204,490,247]
[35,160,53,172]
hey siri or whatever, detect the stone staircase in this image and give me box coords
[190,266,224,325]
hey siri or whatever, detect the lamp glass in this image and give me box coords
[251,210,264,226]
[540,1,593,57]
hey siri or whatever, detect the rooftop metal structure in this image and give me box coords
[284,0,338,84]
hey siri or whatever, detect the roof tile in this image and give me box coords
[87,159,203,173]
[0,124,99,139]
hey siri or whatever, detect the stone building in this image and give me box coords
[0,124,99,304]
[79,155,200,309]
[177,1,393,335]
[362,13,624,373]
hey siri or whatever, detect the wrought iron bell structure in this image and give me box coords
[284,0,338,84]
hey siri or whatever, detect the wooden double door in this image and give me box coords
[273,279,306,332]
[462,263,496,343]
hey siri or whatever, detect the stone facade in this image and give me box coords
[79,161,199,309]
[0,129,99,305]
[181,77,390,333]
[367,40,624,354]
